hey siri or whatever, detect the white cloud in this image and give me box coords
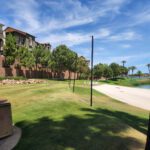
[130,7,150,26]
[38,29,141,47]
[97,53,150,64]
[4,0,129,34]
[97,28,111,38]
[107,31,141,41]
[7,0,40,31]
[121,44,131,48]
[3,0,142,47]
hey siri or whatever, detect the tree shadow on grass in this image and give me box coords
[14,108,147,150]
[81,108,148,134]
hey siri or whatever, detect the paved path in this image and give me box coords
[93,84,150,110]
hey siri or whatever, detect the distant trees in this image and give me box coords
[93,63,104,79]
[93,62,149,80]
[93,62,128,79]
[110,63,121,78]
[103,65,113,79]
[130,66,136,76]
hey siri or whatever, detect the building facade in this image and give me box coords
[0,24,5,55]
[5,27,36,49]
[0,25,51,53]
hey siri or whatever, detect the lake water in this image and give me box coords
[138,85,150,89]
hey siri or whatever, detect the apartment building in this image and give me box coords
[4,27,51,50]
[0,24,5,55]
[5,27,36,49]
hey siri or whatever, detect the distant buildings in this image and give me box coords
[0,24,51,55]
[36,42,51,51]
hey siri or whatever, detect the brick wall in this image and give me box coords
[0,55,78,79]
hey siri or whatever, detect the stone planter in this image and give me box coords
[0,100,13,139]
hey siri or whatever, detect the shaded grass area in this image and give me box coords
[16,109,146,150]
[99,78,150,87]
[0,80,149,150]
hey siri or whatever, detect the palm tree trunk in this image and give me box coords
[131,70,133,79]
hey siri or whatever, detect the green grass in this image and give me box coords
[0,76,26,80]
[99,77,150,87]
[0,80,149,150]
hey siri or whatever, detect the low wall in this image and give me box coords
[0,55,77,79]
[0,67,77,79]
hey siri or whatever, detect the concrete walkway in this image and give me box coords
[93,84,150,110]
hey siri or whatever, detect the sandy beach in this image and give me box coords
[94,84,150,110]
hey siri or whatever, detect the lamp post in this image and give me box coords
[90,35,94,106]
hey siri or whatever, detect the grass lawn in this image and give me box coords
[99,77,150,87]
[0,80,149,150]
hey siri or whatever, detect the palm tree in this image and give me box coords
[130,66,136,76]
[137,70,142,78]
[147,64,150,74]
[121,60,126,67]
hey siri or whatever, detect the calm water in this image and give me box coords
[138,85,150,89]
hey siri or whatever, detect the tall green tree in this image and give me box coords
[110,63,120,78]
[40,48,51,78]
[40,48,51,68]
[32,45,43,70]
[18,47,35,68]
[77,56,89,79]
[67,50,77,79]
[103,65,113,80]
[3,33,17,66]
[51,45,76,78]
[17,47,35,77]
[51,45,68,72]
[93,63,104,79]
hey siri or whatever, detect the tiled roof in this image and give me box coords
[5,27,35,37]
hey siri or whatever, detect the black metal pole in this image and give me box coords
[73,55,77,93]
[90,36,94,106]
[145,113,150,150]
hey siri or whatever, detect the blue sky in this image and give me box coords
[0,0,150,73]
